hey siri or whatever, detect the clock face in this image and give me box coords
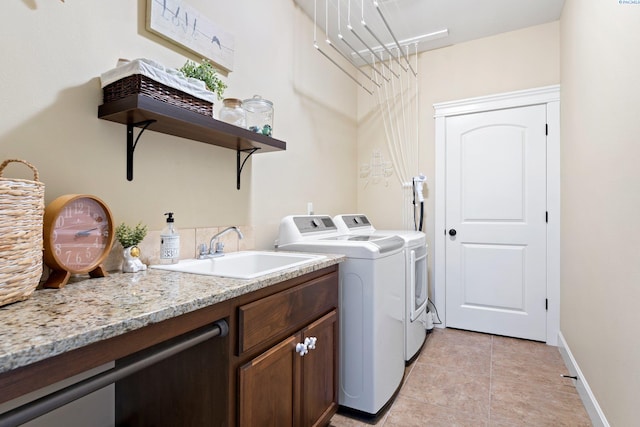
[50,197,111,272]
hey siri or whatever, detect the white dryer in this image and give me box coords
[334,214,428,362]
[277,215,405,418]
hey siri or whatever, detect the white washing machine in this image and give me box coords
[277,215,405,418]
[334,214,428,362]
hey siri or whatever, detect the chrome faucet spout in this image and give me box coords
[202,226,244,258]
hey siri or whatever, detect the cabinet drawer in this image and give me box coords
[238,271,338,355]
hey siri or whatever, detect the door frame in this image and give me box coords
[433,85,560,345]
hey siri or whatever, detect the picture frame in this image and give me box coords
[146,0,235,72]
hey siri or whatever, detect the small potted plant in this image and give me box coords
[115,222,148,273]
[179,59,227,101]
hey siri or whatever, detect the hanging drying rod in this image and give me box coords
[311,0,420,93]
[372,0,416,75]
[314,0,374,94]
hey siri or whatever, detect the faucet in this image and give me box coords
[199,226,244,259]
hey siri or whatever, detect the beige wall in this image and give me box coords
[0,0,357,255]
[5,1,638,422]
[561,0,640,424]
[357,22,560,292]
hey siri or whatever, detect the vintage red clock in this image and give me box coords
[42,194,115,288]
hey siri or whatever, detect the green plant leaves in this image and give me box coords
[115,222,148,248]
[179,59,227,101]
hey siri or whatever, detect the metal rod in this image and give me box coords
[328,39,381,87]
[314,0,373,94]
[348,25,399,78]
[373,1,417,76]
[362,21,407,72]
[0,320,228,427]
[344,0,396,78]
[326,0,379,87]
[339,35,389,82]
[315,44,374,94]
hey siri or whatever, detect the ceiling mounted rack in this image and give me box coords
[306,0,427,94]
[296,0,567,73]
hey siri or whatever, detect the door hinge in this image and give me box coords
[546,299,548,311]
[545,124,548,135]
[546,211,548,223]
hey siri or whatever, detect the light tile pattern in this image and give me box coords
[136,225,254,265]
[330,328,592,427]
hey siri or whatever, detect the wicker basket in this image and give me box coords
[0,159,45,307]
[103,74,214,117]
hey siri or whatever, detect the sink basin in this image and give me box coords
[149,251,326,279]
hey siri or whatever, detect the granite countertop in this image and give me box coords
[0,253,344,375]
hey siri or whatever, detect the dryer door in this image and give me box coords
[410,245,428,321]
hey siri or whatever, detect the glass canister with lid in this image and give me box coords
[243,95,273,136]
[219,98,247,128]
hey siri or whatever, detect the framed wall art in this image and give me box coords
[146,0,235,72]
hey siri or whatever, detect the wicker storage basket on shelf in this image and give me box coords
[0,159,45,307]
[103,74,214,117]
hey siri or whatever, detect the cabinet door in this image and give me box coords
[238,335,299,427]
[301,311,338,427]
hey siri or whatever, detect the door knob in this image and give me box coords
[448,229,457,236]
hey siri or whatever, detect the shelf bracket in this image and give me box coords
[126,120,156,181]
[237,147,260,190]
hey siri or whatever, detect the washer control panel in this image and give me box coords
[293,215,337,234]
[340,214,371,229]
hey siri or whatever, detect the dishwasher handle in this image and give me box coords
[0,319,229,427]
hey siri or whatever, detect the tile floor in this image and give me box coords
[329,328,592,427]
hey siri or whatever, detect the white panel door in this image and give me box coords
[445,105,547,341]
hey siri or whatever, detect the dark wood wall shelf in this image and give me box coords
[98,94,286,188]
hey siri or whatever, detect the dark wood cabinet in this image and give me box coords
[235,270,339,427]
[237,311,338,427]
[301,311,338,427]
[0,266,339,427]
[238,334,298,426]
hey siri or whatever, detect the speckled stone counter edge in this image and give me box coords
[0,253,344,374]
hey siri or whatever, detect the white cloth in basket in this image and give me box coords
[100,58,216,104]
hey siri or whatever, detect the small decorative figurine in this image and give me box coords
[122,245,147,273]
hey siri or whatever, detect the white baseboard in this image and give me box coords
[557,332,609,427]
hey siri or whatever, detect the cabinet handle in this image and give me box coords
[295,342,308,356]
[306,336,317,350]
[295,337,318,356]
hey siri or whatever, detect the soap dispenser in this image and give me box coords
[160,212,180,264]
